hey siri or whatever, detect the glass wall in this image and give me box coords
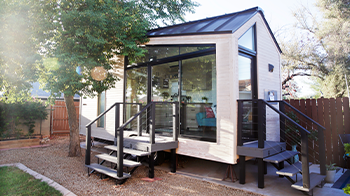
[181,54,216,142]
[125,45,217,142]
[238,55,252,99]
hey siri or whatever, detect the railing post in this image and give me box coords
[137,104,142,136]
[173,102,179,141]
[237,101,243,146]
[85,125,91,165]
[114,104,120,145]
[258,100,265,148]
[279,101,285,142]
[301,130,310,189]
[117,127,123,178]
[150,103,155,144]
[318,126,327,175]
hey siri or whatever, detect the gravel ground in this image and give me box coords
[0,136,263,196]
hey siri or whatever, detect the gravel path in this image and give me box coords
[0,136,263,196]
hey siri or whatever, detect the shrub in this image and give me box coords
[0,98,48,139]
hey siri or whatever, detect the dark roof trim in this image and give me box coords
[126,47,216,70]
[256,10,282,53]
[146,7,282,54]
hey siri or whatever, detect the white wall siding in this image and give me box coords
[233,14,281,143]
[79,56,125,140]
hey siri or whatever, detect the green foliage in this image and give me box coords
[343,183,350,195]
[285,111,318,145]
[0,98,48,139]
[0,0,41,101]
[326,162,338,171]
[280,0,350,98]
[0,166,62,196]
[35,0,198,99]
[344,143,350,154]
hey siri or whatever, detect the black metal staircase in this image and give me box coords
[237,99,326,195]
[84,102,179,185]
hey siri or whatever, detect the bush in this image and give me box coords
[0,98,49,139]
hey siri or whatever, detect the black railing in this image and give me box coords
[237,99,326,189]
[85,101,179,178]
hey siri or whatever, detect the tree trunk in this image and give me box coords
[64,94,82,157]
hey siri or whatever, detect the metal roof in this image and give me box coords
[147,7,282,53]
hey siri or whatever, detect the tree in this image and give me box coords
[280,0,350,98]
[36,0,198,156]
[0,0,41,102]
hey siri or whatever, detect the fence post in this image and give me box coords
[150,103,155,144]
[173,103,179,141]
[258,100,265,148]
[318,126,327,175]
[279,101,285,142]
[117,127,123,178]
[237,101,243,146]
[85,126,91,165]
[137,104,142,136]
[114,104,120,146]
[301,130,310,189]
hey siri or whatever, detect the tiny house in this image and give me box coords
[81,7,326,193]
[81,6,281,163]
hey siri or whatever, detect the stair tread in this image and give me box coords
[263,150,299,163]
[104,145,151,156]
[276,161,312,177]
[291,173,326,192]
[96,154,141,167]
[86,163,131,180]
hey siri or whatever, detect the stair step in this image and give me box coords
[104,145,151,156]
[96,154,141,167]
[263,150,299,163]
[276,161,312,177]
[291,173,326,192]
[86,163,131,180]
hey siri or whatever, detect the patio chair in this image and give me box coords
[339,134,350,172]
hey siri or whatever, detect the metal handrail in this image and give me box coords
[86,102,142,127]
[262,100,311,134]
[118,102,152,130]
[237,99,326,189]
[269,100,325,131]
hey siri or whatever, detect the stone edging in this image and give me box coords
[0,163,76,196]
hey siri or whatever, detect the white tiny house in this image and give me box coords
[81,7,328,193]
[80,7,282,165]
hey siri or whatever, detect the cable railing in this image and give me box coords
[85,101,179,178]
[237,99,326,189]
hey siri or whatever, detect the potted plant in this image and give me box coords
[344,143,350,156]
[325,162,338,183]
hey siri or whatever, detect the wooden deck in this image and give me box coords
[82,128,177,151]
[237,140,286,158]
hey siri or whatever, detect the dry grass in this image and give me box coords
[0,136,263,196]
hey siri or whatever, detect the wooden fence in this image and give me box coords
[285,98,350,168]
[50,100,79,135]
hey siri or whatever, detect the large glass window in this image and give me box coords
[238,25,257,141]
[238,26,255,51]
[125,67,147,104]
[181,54,217,142]
[125,45,217,142]
[238,55,252,99]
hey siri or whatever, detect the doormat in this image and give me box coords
[332,170,350,189]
